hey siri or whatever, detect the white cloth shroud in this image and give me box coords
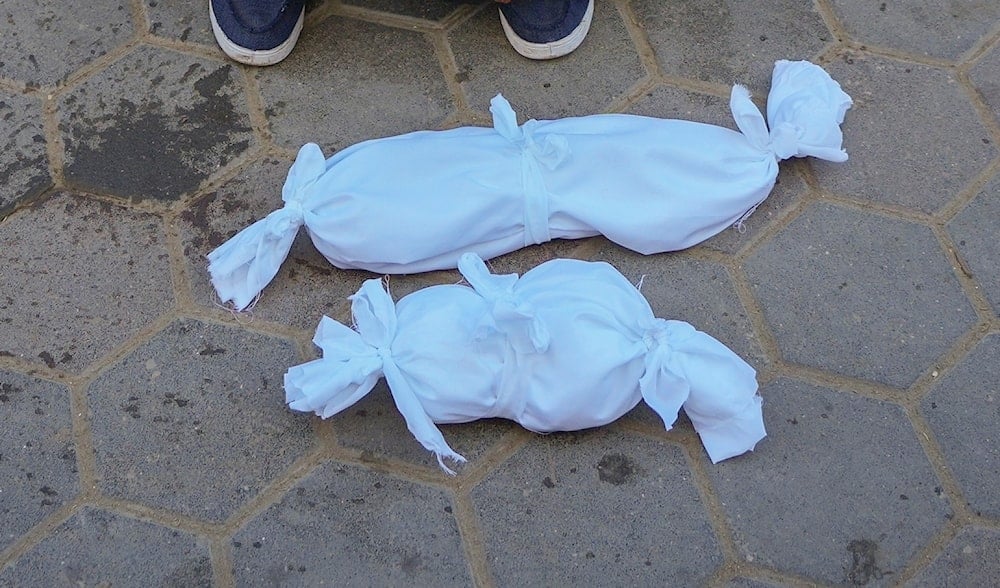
[209,60,853,310]
[284,253,765,473]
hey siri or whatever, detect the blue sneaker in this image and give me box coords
[498,0,594,60]
[209,0,306,66]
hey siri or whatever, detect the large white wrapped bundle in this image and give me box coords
[209,60,852,310]
[284,253,764,473]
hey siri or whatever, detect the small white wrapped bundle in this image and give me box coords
[209,60,852,310]
[284,253,764,472]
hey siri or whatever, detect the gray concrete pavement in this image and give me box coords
[1,0,999,586]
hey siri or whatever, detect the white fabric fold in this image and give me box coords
[208,60,852,310]
[284,254,766,471]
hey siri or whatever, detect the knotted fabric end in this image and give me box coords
[207,143,327,310]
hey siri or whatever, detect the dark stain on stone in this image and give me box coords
[0,382,18,402]
[39,486,57,496]
[122,397,141,419]
[179,192,228,254]
[38,351,56,368]
[597,453,637,485]
[199,343,225,356]
[163,392,190,407]
[846,538,889,585]
[401,553,422,576]
[162,556,213,587]
[542,476,555,488]
[64,62,251,202]
[292,256,333,276]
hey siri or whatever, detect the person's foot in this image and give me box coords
[209,0,306,66]
[498,0,594,60]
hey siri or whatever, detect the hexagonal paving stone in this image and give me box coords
[471,429,723,585]
[829,0,1000,60]
[342,0,468,21]
[0,371,77,552]
[705,378,950,585]
[948,173,1000,314]
[0,507,212,586]
[179,155,375,331]
[256,16,453,150]
[145,0,219,47]
[744,202,975,388]
[231,460,469,585]
[87,318,313,522]
[59,45,254,202]
[921,334,1000,519]
[626,84,734,127]
[811,53,996,214]
[330,382,517,472]
[970,44,1000,121]
[631,0,831,92]
[910,526,1000,587]
[0,91,51,216]
[591,244,768,369]
[0,1,133,87]
[0,192,173,372]
[450,2,643,118]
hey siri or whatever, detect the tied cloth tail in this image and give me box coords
[729,60,853,163]
[639,318,765,463]
[207,143,327,310]
[286,278,466,474]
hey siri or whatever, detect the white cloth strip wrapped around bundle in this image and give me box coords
[209,60,852,310]
[284,253,765,473]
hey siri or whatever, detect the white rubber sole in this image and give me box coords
[498,0,594,60]
[209,2,305,66]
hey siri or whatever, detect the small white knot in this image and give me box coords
[264,200,307,238]
[283,197,306,217]
[375,345,393,364]
[643,318,696,350]
[520,120,570,170]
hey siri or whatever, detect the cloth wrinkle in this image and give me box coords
[767,121,801,161]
